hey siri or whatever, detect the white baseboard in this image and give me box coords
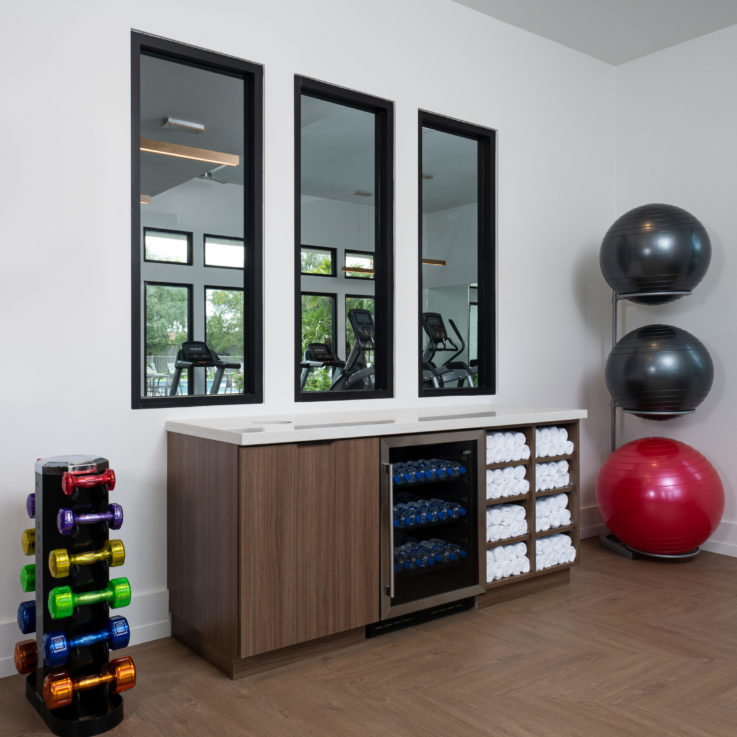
[701,520,737,557]
[0,588,171,680]
[578,505,737,559]
[579,504,605,539]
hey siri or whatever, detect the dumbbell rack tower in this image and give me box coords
[27,456,125,737]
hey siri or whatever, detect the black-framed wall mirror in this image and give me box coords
[131,32,263,408]
[418,111,496,397]
[295,77,394,400]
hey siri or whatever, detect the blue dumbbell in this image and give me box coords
[17,600,36,634]
[44,616,130,667]
[26,493,35,518]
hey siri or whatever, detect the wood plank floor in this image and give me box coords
[3,538,737,737]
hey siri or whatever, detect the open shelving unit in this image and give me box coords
[482,420,580,597]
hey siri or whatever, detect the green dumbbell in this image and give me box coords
[48,577,131,620]
[20,564,35,592]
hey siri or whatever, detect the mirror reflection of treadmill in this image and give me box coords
[329,309,375,391]
[169,341,241,395]
[422,312,476,389]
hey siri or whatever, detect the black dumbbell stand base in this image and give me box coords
[27,671,124,736]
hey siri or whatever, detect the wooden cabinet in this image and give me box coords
[239,439,379,656]
[167,434,379,677]
[167,413,581,677]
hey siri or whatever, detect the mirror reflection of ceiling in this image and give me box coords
[140,54,244,198]
[422,128,477,213]
[301,95,375,205]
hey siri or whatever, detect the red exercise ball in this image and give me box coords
[596,437,724,555]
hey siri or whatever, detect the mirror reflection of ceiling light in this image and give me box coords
[198,164,229,183]
[160,117,205,133]
[140,138,240,167]
[140,194,152,205]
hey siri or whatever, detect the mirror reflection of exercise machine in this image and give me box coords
[169,341,241,396]
[330,309,376,391]
[422,312,477,388]
[299,343,345,391]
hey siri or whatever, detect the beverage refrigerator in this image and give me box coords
[379,430,485,619]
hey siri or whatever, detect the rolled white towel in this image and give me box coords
[563,440,574,455]
[487,507,503,524]
[520,556,531,574]
[556,460,569,474]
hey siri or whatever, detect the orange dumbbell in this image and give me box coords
[43,656,136,709]
[14,639,37,674]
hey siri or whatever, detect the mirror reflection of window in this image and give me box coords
[132,33,262,407]
[419,113,495,395]
[345,295,375,357]
[145,283,190,396]
[204,235,244,269]
[296,79,393,399]
[300,246,336,277]
[144,228,192,264]
[344,250,375,280]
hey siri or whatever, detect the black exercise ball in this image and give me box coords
[600,203,711,304]
[605,324,713,418]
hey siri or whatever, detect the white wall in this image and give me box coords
[0,0,616,676]
[615,24,737,557]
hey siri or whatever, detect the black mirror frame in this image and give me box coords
[131,31,263,409]
[294,76,394,402]
[418,110,496,398]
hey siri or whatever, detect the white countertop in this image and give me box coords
[165,404,587,446]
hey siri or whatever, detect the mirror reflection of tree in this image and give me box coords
[145,285,189,368]
[301,293,335,391]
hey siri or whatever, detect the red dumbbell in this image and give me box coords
[61,468,116,496]
[43,656,136,709]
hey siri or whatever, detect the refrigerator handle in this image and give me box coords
[384,462,395,599]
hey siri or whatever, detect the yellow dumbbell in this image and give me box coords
[49,539,125,578]
[21,528,35,556]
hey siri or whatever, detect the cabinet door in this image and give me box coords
[240,438,379,657]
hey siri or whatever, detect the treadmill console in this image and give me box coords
[348,309,375,342]
[423,313,448,343]
[179,341,214,366]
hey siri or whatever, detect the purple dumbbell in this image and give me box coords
[57,504,123,536]
[26,493,35,519]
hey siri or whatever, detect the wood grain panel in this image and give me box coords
[240,438,379,656]
[296,437,379,642]
[167,433,239,658]
[239,443,299,656]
